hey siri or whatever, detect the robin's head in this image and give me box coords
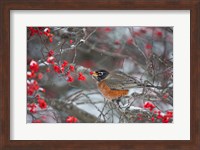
[91,70,109,82]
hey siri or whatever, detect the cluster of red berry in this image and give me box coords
[27,27,85,123]
[28,27,53,43]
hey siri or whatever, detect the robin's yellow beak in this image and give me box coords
[91,71,98,77]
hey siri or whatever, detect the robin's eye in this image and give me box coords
[98,72,103,76]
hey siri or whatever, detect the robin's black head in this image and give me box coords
[91,70,109,82]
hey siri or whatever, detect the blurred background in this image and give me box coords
[27,27,173,123]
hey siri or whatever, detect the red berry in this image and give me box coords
[67,76,74,82]
[151,117,155,122]
[126,38,133,45]
[37,73,43,80]
[104,27,111,32]
[32,119,42,123]
[69,40,73,44]
[69,65,75,72]
[89,71,94,75]
[53,65,61,73]
[65,71,70,76]
[47,56,55,64]
[114,40,120,45]
[30,60,39,72]
[49,37,53,43]
[144,101,155,111]
[162,116,170,123]
[162,93,169,99]
[78,72,86,81]
[156,31,163,37]
[38,99,47,109]
[48,50,54,57]
[61,60,68,67]
[66,116,78,123]
[27,71,33,78]
[145,43,152,49]
[27,103,37,113]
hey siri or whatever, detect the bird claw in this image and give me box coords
[112,99,122,109]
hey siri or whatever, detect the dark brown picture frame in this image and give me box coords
[0,0,200,149]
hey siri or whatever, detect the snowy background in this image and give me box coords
[27,27,173,123]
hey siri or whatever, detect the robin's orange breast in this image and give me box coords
[97,80,129,100]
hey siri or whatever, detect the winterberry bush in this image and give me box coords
[27,27,173,123]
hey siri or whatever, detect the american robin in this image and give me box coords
[91,70,161,101]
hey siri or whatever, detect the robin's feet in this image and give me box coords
[112,99,122,109]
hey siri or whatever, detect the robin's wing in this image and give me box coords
[104,71,142,90]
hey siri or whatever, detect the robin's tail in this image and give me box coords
[146,84,163,89]
[137,83,163,89]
